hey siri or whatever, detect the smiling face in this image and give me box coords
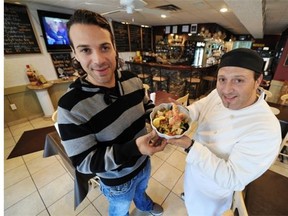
[69,24,117,87]
[216,66,263,110]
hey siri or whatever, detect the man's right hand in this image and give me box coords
[136,130,167,156]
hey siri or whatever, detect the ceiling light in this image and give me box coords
[220,7,228,13]
[161,14,167,18]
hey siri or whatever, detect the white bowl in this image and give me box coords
[150,103,192,139]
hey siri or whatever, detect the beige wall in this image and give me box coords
[4,80,72,127]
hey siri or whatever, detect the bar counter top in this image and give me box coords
[126,61,218,97]
[125,61,217,70]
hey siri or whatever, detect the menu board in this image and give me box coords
[142,27,152,51]
[4,3,41,54]
[129,24,141,51]
[50,53,75,78]
[112,21,130,52]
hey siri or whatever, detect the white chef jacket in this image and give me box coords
[185,89,282,216]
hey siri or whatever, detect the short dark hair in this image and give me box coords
[67,9,115,49]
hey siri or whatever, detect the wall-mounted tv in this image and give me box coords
[37,10,72,53]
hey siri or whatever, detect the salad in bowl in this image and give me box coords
[150,102,192,139]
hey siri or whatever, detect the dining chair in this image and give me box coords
[176,93,189,106]
[51,110,60,134]
[263,89,273,101]
[280,93,288,105]
[52,109,58,122]
[222,190,248,216]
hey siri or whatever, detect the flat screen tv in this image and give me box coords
[37,10,72,53]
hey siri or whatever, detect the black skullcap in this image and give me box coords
[218,48,264,74]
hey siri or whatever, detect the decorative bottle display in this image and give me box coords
[26,65,48,85]
[26,65,38,85]
[134,51,142,63]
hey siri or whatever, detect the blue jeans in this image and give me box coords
[100,159,153,216]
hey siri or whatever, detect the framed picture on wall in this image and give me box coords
[172,25,178,34]
[191,24,197,34]
[182,25,189,33]
[165,26,171,34]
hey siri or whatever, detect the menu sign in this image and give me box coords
[50,53,75,78]
[129,24,141,51]
[4,3,41,54]
[112,21,130,52]
[142,27,152,51]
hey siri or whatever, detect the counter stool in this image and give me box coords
[139,65,153,86]
[152,67,169,92]
[198,64,218,96]
[185,69,201,99]
[201,75,217,95]
[185,77,201,99]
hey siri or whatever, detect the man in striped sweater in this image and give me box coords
[57,9,166,216]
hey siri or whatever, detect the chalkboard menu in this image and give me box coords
[50,53,75,78]
[129,24,141,51]
[142,27,152,51]
[4,3,41,54]
[112,21,130,52]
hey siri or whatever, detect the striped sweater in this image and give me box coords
[57,70,155,186]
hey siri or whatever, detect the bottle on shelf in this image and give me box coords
[25,65,38,86]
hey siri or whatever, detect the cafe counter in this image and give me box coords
[125,61,218,97]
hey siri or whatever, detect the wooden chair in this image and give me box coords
[222,191,248,216]
[51,110,58,123]
[279,131,288,162]
[280,93,288,105]
[143,83,150,98]
[176,93,189,106]
[263,89,273,101]
[51,110,60,134]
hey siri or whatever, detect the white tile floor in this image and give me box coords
[4,116,288,216]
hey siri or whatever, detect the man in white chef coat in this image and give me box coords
[168,48,282,215]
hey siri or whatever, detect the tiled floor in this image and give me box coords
[4,116,288,216]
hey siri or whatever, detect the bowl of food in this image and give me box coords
[150,102,192,139]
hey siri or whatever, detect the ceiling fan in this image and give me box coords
[101,0,147,15]
[94,0,166,17]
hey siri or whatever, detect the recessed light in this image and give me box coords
[220,8,228,13]
[161,14,167,18]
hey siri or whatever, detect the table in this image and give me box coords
[27,82,55,117]
[268,102,288,138]
[43,131,94,209]
[154,91,179,106]
[268,102,288,124]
